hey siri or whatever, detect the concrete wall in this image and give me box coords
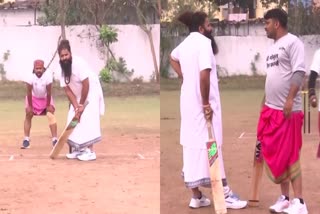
[167,34,320,77]
[0,24,160,82]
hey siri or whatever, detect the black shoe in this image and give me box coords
[21,140,30,149]
[52,139,57,147]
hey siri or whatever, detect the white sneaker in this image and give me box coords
[77,149,96,161]
[282,198,308,214]
[66,150,84,159]
[189,195,211,208]
[269,195,290,213]
[224,187,247,209]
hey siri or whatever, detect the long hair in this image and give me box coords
[178,11,219,55]
[58,40,72,84]
[178,11,207,33]
[207,34,219,55]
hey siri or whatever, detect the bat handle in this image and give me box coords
[206,121,214,140]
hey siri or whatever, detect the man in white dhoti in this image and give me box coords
[58,40,105,161]
[170,11,247,209]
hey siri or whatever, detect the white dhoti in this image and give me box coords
[59,56,105,151]
[67,77,105,150]
[182,147,211,188]
[67,96,102,150]
[182,144,226,189]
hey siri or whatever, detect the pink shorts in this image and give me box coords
[25,96,55,116]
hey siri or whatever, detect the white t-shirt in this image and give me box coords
[60,56,91,100]
[25,71,53,98]
[309,49,320,110]
[171,32,222,149]
[60,56,105,115]
[265,33,306,111]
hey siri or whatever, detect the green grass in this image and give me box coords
[160,89,264,126]
[103,96,160,133]
[160,76,267,91]
[0,81,160,100]
[0,96,160,137]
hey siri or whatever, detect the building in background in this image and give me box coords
[0,0,45,26]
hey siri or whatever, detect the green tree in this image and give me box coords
[288,0,320,35]
[161,0,218,22]
[129,0,160,82]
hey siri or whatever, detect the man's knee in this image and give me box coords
[25,111,33,119]
[47,112,56,125]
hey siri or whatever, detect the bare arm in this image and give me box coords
[169,57,183,79]
[200,69,211,105]
[79,78,89,105]
[64,86,78,110]
[26,83,33,108]
[308,70,318,108]
[46,83,52,107]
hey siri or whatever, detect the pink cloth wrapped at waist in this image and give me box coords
[25,96,55,115]
[257,105,303,184]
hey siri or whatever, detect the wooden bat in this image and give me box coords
[49,101,89,159]
[248,140,264,207]
[206,121,227,214]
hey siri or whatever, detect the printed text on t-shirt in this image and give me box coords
[266,54,279,68]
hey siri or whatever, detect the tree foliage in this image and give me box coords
[161,0,219,22]
[288,0,320,35]
[39,0,159,26]
[260,0,288,8]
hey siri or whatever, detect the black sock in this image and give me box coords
[222,178,228,187]
[284,195,289,201]
[198,191,202,199]
[298,198,304,204]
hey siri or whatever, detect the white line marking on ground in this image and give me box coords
[137,153,145,159]
[0,153,158,161]
[242,132,256,135]
[238,132,245,139]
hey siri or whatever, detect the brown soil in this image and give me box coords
[0,126,159,214]
[160,89,319,214]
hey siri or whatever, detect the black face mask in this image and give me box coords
[59,58,72,84]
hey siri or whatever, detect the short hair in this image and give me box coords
[264,8,288,28]
[178,11,208,32]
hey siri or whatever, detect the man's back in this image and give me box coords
[171,32,213,99]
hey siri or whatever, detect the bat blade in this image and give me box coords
[49,101,89,159]
[207,139,227,214]
[49,118,79,159]
[248,140,264,207]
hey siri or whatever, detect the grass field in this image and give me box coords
[0,82,160,214]
[160,78,320,214]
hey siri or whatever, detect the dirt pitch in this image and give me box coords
[0,95,159,214]
[161,85,320,214]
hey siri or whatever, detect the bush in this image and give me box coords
[100,67,112,83]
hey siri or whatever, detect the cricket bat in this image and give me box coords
[49,101,89,159]
[206,121,227,214]
[248,140,264,207]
